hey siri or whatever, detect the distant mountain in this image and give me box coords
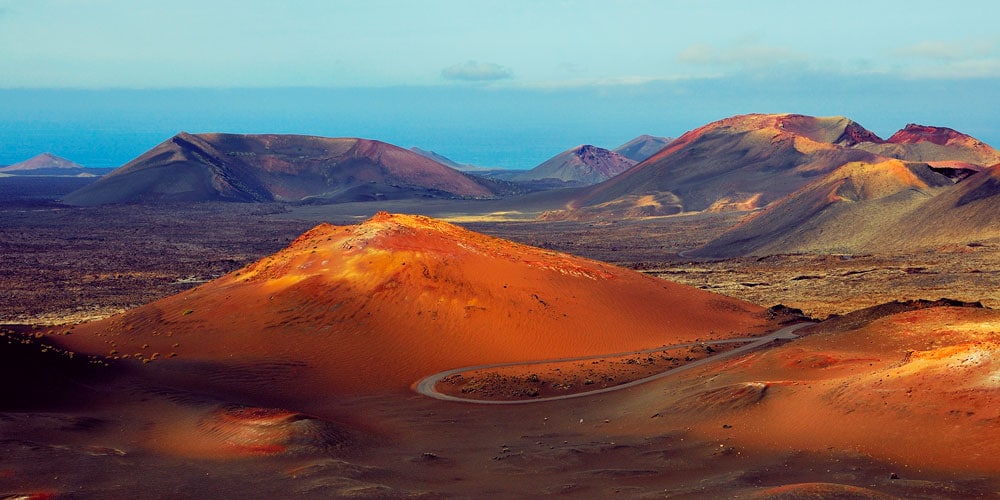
[855,124,1000,168]
[64,133,509,205]
[513,145,636,185]
[0,153,112,177]
[545,114,1000,222]
[409,147,473,171]
[545,114,883,220]
[613,135,673,162]
[1,153,83,172]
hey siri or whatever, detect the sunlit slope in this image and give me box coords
[616,303,1000,474]
[57,213,774,397]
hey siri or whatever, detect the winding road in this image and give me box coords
[413,322,810,405]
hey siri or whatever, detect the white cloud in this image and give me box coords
[894,40,965,61]
[511,75,703,90]
[902,58,1000,79]
[675,39,807,71]
[441,60,513,81]
[893,37,1000,78]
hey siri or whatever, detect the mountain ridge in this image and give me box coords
[513,144,636,185]
[544,113,999,221]
[613,135,674,162]
[64,133,505,205]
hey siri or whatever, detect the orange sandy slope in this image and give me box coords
[616,305,1000,473]
[54,212,775,397]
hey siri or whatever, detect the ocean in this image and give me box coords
[2,78,998,169]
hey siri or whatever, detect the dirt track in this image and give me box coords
[414,323,810,404]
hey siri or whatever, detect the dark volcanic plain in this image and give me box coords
[6,193,995,325]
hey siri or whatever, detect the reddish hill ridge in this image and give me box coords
[63,133,502,205]
[546,114,1000,221]
[550,114,883,220]
[55,212,775,398]
[888,123,984,146]
[856,123,1000,168]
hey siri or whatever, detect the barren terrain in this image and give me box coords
[0,201,311,324]
[2,184,999,497]
[652,248,1000,319]
[5,200,995,326]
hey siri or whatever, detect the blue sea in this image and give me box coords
[2,77,998,169]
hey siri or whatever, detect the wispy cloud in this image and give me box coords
[510,75,705,90]
[902,58,1000,79]
[441,61,513,81]
[893,37,1000,78]
[675,38,807,72]
[669,36,1000,80]
[894,40,966,61]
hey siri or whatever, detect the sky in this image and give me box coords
[1,0,999,167]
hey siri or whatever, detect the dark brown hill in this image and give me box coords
[513,144,636,185]
[613,135,674,162]
[63,133,502,205]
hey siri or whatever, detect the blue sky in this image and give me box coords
[1,0,999,167]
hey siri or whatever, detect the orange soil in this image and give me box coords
[749,482,893,499]
[53,213,775,398]
[614,306,1000,474]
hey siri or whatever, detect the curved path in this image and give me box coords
[414,323,810,405]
